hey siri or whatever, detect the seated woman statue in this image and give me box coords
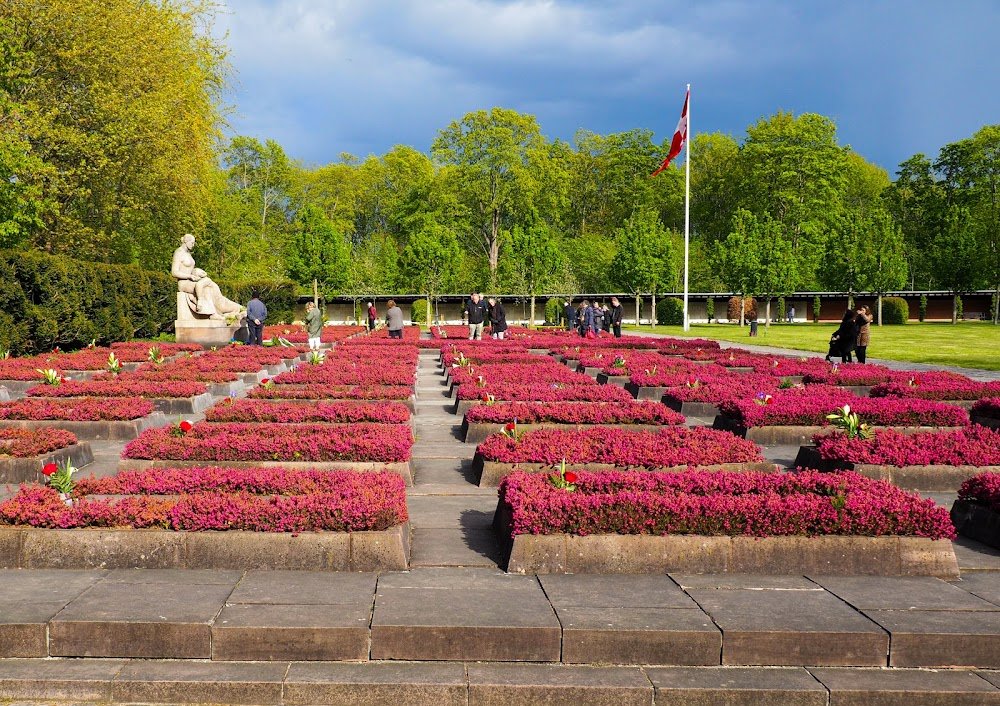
[171,234,243,321]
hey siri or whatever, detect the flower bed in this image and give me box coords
[498,469,953,538]
[495,470,958,576]
[950,472,1000,551]
[0,398,155,421]
[455,382,631,403]
[27,380,207,399]
[0,427,78,457]
[972,397,1000,420]
[272,364,415,387]
[802,363,897,386]
[717,392,970,429]
[205,399,411,424]
[122,422,412,463]
[247,384,414,401]
[477,426,763,467]
[262,324,365,343]
[813,426,1000,467]
[464,401,685,426]
[870,378,1000,402]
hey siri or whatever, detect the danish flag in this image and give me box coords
[650,88,689,176]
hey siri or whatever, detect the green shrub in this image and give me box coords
[813,295,822,322]
[777,296,786,322]
[222,280,297,324]
[411,299,429,324]
[919,294,927,322]
[881,296,909,324]
[656,297,685,326]
[956,295,964,320]
[544,298,562,326]
[727,296,756,322]
[705,297,715,322]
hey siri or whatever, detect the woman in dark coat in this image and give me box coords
[826,309,859,363]
[487,297,507,340]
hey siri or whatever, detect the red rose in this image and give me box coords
[564,471,578,483]
[481,393,490,402]
[261,378,270,385]
[42,463,58,476]
[179,420,193,433]
[505,422,516,432]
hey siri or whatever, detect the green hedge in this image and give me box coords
[544,298,562,326]
[656,297,685,326]
[411,299,429,324]
[0,250,297,354]
[881,297,909,325]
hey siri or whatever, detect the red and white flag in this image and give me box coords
[650,88,689,176]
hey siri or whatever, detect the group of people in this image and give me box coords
[563,298,624,338]
[463,292,507,340]
[826,304,874,363]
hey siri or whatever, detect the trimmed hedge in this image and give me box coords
[881,296,909,325]
[0,250,297,354]
[656,297,685,326]
[727,296,757,322]
[411,299,430,324]
[544,298,562,326]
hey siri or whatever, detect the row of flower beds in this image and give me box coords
[205,399,412,425]
[0,398,166,441]
[0,427,94,484]
[951,472,1000,551]
[495,469,958,576]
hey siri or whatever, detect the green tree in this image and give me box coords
[613,208,675,326]
[856,208,908,325]
[499,223,566,325]
[285,204,351,298]
[933,206,983,323]
[712,209,763,326]
[431,107,547,286]
[882,154,943,289]
[820,212,867,299]
[398,225,461,322]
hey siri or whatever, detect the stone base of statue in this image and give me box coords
[174,293,241,348]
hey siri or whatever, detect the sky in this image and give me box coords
[216,0,1000,174]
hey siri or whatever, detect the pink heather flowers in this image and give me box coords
[0,428,78,457]
[814,425,1000,466]
[477,427,764,467]
[497,469,955,540]
[0,398,155,421]
[205,400,411,424]
[465,401,685,426]
[958,472,1000,511]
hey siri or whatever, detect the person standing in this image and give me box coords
[247,290,267,346]
[487,297,507,339]
[854,305,873,363]
[563,301,577,331]
[577,301,589,337]
[305,302,322,350]
[601,304,612,332]
[610,297,624,338]
[385,300,404,339]
[787,305,795,323]
[590,301,602,337]
[464,292,488,340]
[826,308,858,363]
[367,301,377,332]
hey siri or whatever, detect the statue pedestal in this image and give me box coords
[174,320,241,348]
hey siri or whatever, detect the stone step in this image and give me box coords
[1,660,999,705]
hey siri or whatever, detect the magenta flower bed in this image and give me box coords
[0,428,78,457]
[958,472,1000,512]
[247,384,414,400]
[813,426,1000,466]
[871,378,1000,401]
[478,426,764,467]
[628,366,730,387]
[0,398,156,421]
[498,469,954,539]
[662,374,779,404]
[272,364,416,387]
[802,364,897,386]
[92,368,239,384]
[456,382,633,404]
[972,398,1000,420]
[465,401,685,425]
[0,469,407,532]
[123,422,412,462]
[205,400,411,424]
[451,363,590,388]
[718,391,969,428]
[27,380,207,399]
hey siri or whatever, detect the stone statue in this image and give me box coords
[171,234,243,321]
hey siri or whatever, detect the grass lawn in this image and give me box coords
[624,321,1000,371]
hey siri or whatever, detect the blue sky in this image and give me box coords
[217,0,1000,174]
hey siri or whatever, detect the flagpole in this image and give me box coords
[682,83,691,332]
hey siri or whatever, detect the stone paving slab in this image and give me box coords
[810,575,1000,611]
[808,667,1000,705]
[953,536,1000,572]
[0,601,71,657]
[540,574,702,608]
[410,457,480,486]
[0,658,127,702]
[48,580,235,658]
[670,574,823,590]
[226,570,377,605]
[410,528,500,567]
[112,660,288,705]
[955,573,1000,606]
[863,610,1000,668]
[213,603,371,661]
[467,663,652,706]
[406,494,498,529]
[647,666,827,706]
[688,588,889,666]
[557,606,721,665]
[284,662,468,706]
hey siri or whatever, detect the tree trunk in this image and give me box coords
[488,209,500,279]
[953,294,959,324]
[739,294,745,328]
[530,295,536,329]
[635,296,640,327]
[765,299,771,331]
[995,287,999,324]
[312,279,319,308]
[650,293,656,328]
[877,293,883,326]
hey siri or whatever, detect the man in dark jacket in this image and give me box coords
[246,290,267,345]
[610,297,624,338]
[463,292,488,340]
[563,301,577,331]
